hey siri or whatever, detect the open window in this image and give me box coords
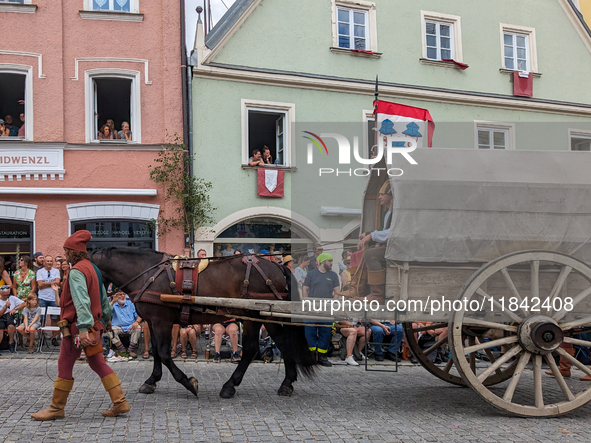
[85,70,140,143]
[0,71,28,140]
[242,99,295,167]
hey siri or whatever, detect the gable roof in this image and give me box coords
[205,0,258,50]
[567,0,591,38]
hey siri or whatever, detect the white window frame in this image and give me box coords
[569,129,591,151]
[84,0,138,13]
[241,99,295,167]
[500,24,538,72]
[474,122,516,150]
[0,64,33,141]
[331,0,378,53]
[84,69,141,144]
[362,109,374,159]
[0,0,32,3]
[421,11,463,62]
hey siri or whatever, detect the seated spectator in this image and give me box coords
[0,119,9,137]
[212,319,240,363]
[118,121,132,141]
[110,291,142,357]
[17,295,42,353]
[106,119,120,139]
[97,124,114,140]
[370,320,403,362]
[338,320,371,365]
[248,149,264,167]
[413,322,448,363]
[180,325,201,359]
[4,115,18,136]
[0,284,25,353]
[17,113,25,137]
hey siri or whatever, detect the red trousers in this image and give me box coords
[57,327,113,381]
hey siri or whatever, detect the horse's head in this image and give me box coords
[90,247,164,292]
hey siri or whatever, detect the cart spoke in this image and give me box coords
[557,348,591,377]
[477,345,522,382]
[463,317,518,332]
[502,351,531,402]
[559,316,591,330]
[476,288,523,322]
[443,357,453,373]
[423,336,447,356]
[544,354,575,401]
[533,354,544,408]
[469,336,476,373]
[464,335,518,354]
[546,266,572,315]
[531,260,540,300]
[553,285,591,322]
[501,268,528,316]
[563,337,591,348]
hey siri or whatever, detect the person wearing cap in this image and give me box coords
[302,252,339,367]
[32,230,130,421]
[282,255,293,271]
[32,252,44,273]
[356,180,393,303]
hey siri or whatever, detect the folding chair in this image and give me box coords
[38,306,61,353]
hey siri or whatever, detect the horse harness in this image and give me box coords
[125,254,288,328]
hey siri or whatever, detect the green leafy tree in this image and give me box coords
[149,134,215,242]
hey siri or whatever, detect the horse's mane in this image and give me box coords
[93,246,163,260]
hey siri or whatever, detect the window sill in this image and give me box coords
[79,10,144,22]
[0,3,37,13]
[499,69,542,78]
[0,136,26,141]
[329,47,381,59]
[419,58,465,69]
[241,165,297,172]
[93,139,135,145]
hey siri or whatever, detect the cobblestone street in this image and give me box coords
[1,355,591,442]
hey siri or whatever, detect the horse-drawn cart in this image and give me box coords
[360,148,591,417]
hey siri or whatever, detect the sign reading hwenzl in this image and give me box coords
[0,147,64,173]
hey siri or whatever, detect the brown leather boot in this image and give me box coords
[366,270,386,303]
[580,374,591,381]
[546,348,575,377]
[31,377,74,421]
[101,373,130,417]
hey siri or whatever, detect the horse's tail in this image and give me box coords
[279,265,316,378]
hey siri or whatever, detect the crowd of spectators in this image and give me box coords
[97,119,132,141]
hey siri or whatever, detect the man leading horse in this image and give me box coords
[32,230,130,421]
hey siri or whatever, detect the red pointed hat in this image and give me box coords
[64,230,92,252]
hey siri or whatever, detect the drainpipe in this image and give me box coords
[180,0,193,256]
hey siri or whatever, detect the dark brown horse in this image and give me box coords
[90,247,315,398]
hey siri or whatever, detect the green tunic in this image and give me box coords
[68,269,112,333]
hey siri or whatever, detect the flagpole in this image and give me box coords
[373,75,378,159]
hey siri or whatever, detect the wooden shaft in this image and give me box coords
[159,294,294,313]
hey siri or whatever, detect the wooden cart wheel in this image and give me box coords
[451,251,591,417]
[403,322,517,387]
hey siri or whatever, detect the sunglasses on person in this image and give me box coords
[0,286,9,290]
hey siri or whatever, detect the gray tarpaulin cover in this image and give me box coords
[384,149,591,264]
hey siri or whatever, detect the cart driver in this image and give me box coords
[357,180,392,303]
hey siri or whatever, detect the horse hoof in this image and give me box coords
[277,385,294,396]
[139,383,156,394]
[188,377,199,397]
[219,385,236,399]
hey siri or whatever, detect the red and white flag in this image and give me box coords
[257,168,284,197]
[374,100,435,148]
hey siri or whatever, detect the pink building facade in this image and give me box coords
[0,0,185,263]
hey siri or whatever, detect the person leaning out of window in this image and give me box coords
[118,121,132,141]
[0,119,9,137]
[97,124,115,140]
